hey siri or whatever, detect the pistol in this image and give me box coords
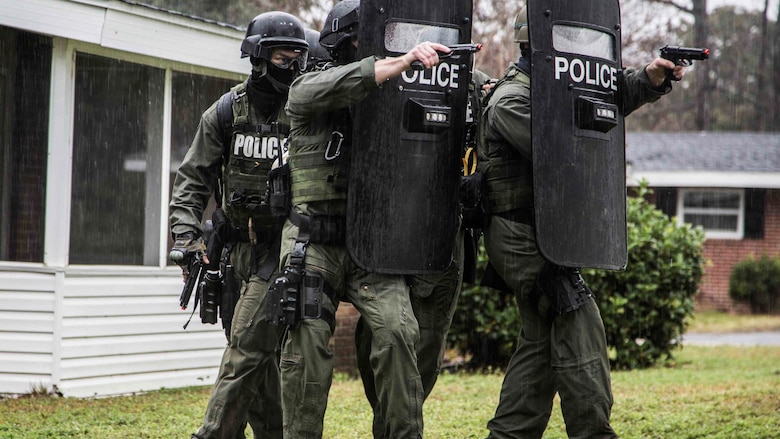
[179,255,204,310]
[659,45,709,81]
[411,43,483,70]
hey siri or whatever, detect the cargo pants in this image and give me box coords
[484,216,618,439]
[193,242,284,439]
[355,228,465,437]
[278,205,424,439]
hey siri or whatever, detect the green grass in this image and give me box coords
[1,345,778,438]
[687,310,780,333]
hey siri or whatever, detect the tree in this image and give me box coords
[644,0,711,130]
[774,0,780,129]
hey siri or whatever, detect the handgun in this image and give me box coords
[411,43,483,70]
[660,45,710,81]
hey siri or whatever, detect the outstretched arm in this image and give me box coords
[374,41,450,84]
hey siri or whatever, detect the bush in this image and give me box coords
[583,182,705,369]
[448,182,705,370]
[729,254,780,314]
[448,244,520,370]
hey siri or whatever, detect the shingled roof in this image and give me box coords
[625,131,780,189]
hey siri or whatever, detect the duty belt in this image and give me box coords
[288,210,347,245]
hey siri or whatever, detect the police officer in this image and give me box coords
[169,11,308,439]
[353,63,494,438]
[304,27,332,71]
[478,7,685,439]
[277,0,452,437]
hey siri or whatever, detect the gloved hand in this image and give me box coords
[169,232,206,281]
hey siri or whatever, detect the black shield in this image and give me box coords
[528,0,626,270]
[347,0,473,274]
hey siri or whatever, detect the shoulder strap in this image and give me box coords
[214,91,235,208]
[216,91,234,155]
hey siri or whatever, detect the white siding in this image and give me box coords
[0,270,56,395]
[55,273,226,397]
[0,0,104,44]
[101,8,247,74]
[0,0,245,397]
[0,0,248,75]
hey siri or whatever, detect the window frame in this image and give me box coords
[44,38,243,268]
[676,188,745,240]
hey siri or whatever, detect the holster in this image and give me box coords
[460,172,491,230]
[266,163,291,219]
[265,214,337,331]
[536,263,592,315]
[219,247,240,339]
[266,266,336,331]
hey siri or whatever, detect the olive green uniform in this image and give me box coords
[354,68,494,437]
[170,79,286,439]
[479,62,670,439]
[280,56,424,439]
[354,230,464,437]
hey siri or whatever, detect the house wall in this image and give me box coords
[57,270,226,397]
[0,0,248,397]
[697,189,780,313]
[0,266,227,397]
[0,269,57,395]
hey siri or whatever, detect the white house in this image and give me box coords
[0,0,250,397]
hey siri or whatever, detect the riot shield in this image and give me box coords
[528,0,627,270]
[347,0,474,274]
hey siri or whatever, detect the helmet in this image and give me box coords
[304,27,332,68]
[514,6,529,45]
[319,0,360,51]
[241,11,309,71]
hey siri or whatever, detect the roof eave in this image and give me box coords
[627,171,780,189]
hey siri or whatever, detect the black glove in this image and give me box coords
[169,232,205,273]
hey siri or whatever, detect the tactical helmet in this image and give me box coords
[304,27,332,67]
[241,11,309,72]
[319,0,360,51]
[514,6,529,45]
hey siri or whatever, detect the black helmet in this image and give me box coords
[304,28,332,68]
[241,11,309,71]
[319,0,360,51]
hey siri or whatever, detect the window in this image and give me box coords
[384,21,460,53]
[70,53,165,265]
[552,24,615,61]
[167,72,235,262]
[678,189,744,239]
[0,27,51,262]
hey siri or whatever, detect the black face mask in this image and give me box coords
[333,42,358,65]
[248,63,285,114]
[267,61,297,86]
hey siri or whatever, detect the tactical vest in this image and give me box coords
[477,65,534,214]
[220,82,291,236]
[288,108,351,205]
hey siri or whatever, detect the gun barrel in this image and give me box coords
[448,43,483,53]
[660,45,710,61]
[410,43,482,70]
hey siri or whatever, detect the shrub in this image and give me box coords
[448,181,705,370]
[448,243,520,370]
[583,182,705,369]
[729,254,780,314]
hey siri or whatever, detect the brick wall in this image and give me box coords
[697,189,780,313]
[331,303,361,373]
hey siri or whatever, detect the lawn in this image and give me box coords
[1,312,778,438]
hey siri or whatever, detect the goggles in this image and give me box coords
[271,49,308,71]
